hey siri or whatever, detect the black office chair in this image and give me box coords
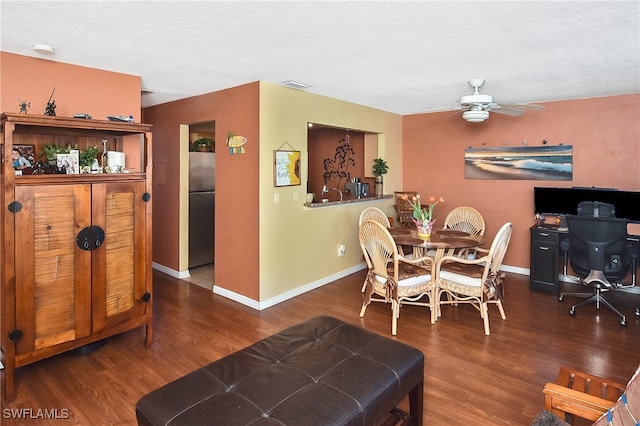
[577,200,615,218]
[561,201,616,274]
[559,213,631,326]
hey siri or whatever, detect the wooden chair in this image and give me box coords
[434,222,512,335]
[359,219,435,335]
[359,207,391,228]
[543,366,626,424]
[394,191,417,227]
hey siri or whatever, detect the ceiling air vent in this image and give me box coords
[280,80,310,90]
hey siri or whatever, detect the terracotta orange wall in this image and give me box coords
[0,52,140,119]
[307,128,372,199]
[1,52,143,291]
[142,83,260,300]
[403,94,640,270]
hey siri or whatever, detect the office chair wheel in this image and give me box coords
[635,308,639,316]
[569,306,576,316]
[558,294,564,302]
[621,318,627,326]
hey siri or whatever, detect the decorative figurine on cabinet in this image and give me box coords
[18,99,30,114]
[44,88,56,116]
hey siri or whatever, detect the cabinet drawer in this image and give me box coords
[532,229,560,244]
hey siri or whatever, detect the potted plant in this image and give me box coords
[192,137,215,152]
[42,143,74,165]
[79,145,100,172]
[372,158,388,196]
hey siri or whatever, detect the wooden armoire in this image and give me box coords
[0,113,153,400]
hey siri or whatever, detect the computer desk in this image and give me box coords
[530,223,640,299]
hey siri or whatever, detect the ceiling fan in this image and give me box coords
[457,79,544,122]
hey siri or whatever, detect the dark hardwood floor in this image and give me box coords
[2,269,639,425]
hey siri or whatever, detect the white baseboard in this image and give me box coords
[214,263,368,311]
[501,264,529,276]
[212,286,261,310]
[152,262,191,279]
[153,261,529,311]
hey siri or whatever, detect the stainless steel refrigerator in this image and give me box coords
[189,152,215,268]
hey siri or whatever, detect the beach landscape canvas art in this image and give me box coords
[465,145,573,180]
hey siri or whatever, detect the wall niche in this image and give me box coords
[307,124,379,201]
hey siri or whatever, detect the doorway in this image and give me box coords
[183,120,216,290]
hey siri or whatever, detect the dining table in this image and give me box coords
[388,227,485,263]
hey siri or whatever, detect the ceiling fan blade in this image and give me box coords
[446,109,464,119]
[492,108,525,116]
[497,102,545,111]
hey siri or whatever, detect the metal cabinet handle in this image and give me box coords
[76,226,105,251]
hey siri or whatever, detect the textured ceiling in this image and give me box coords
[1,1,638,115]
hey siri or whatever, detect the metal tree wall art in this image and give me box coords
[323,134,355,190]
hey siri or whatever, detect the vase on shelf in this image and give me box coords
[414,219,435,239]
[374,175,384,197]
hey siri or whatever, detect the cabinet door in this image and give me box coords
[14,185,93,355]
[530,229,560,294]
[91,181,148,331]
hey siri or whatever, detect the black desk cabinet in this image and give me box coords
[530,225,563,294]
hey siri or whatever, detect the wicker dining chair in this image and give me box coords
[444,206,485,235]
[443,206,486,258]
[394,191,418,227]
[358,206,391,227]
[359,207,399,289]
[434,222,513,335]
[359,219,435,335]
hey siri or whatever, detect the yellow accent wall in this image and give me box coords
[258,82,402,301]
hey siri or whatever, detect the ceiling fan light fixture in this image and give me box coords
[463,110,489,123]
[460,93,493,105]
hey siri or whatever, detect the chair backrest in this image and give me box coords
[359,219,399,280]
[486,222,513,277]
[566,214,629,280]
[577,201,615,218]
[359,207,391,227]
[394,191,418,226]
[444,206,486,236]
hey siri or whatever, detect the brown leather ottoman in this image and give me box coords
[136,315,424,425]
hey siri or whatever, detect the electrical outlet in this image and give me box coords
[338,245,346,257]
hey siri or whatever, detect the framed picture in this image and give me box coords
[274,150,301,187]
[12,144,35,169]
[464,145,573,181]
[57,149,80,174]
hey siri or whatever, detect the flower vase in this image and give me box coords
[416,220,435,239]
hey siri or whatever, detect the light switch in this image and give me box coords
[274,193,279,204]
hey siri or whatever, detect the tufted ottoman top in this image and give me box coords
[136,315,424,426]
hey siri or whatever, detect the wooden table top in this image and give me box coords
[389,227,484,250]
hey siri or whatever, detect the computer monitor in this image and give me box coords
[534,187,640,222]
